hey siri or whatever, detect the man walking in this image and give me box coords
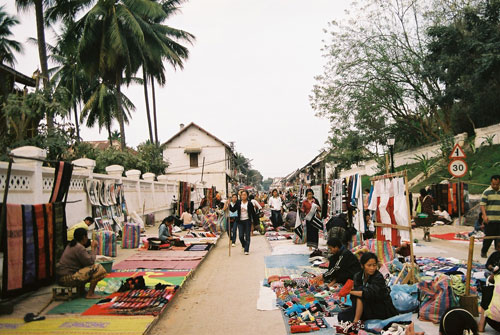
[481,175,500,258]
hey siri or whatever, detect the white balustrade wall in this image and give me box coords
[0,146,205,228]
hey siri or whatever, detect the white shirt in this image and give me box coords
[240,201,249,220]
[251,199,262,210]
[435,210,451,222]
[268,196,282,211]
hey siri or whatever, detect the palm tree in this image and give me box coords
[80,82,135,147]
[146,0,194,144]
[16,0,54,130]
[0,6,22,66]
[77,0,166,150]
[50,21,90,140]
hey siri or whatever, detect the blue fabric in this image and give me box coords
[364,312,413,332]
[265,254,311,269]
[23,205,36,286]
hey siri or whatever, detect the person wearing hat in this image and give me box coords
[67,216,94,241]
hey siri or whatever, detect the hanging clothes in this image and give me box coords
[49,162,73,203]
[393,177,410,243]
[352,174,365,234]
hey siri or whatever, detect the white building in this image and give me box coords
[162,123,235,197]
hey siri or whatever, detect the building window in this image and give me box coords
[190,153,199,168]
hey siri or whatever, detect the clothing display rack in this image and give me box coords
[1,153,74,298]
[370,170,418,284]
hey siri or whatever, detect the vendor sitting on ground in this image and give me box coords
[158,216,180,243]
[284,204,297,231]
[434,205,452,225]
[56,228,107,299]
[338,252,398,332]
[313,237,360,287]
[67,216,94,241]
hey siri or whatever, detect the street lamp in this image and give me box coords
[387,136,395,173]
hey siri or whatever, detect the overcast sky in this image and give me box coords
[5,0,352,179]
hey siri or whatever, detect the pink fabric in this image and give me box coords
[45,203,54,276]
[6,204,23,290]
[50,162,64,203]
[113,259,202,270]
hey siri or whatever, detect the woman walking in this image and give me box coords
[301,188,321,252]
[224,193,239,246]
[229,190,258,255]
[269,189,284,231]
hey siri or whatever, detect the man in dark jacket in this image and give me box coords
[313,237,361,286]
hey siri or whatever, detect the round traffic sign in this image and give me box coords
[448,159,468,178]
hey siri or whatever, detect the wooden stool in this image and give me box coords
[459,295,479,317]
[52,286,81,301]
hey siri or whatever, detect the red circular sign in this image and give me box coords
[448,159,468,178]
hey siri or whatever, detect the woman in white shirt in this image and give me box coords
[228,191,258,255]
[435,205,452,224]
[268,189,284,231]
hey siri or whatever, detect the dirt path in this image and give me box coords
[149,233,286,335]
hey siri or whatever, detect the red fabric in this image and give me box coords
[50,161,64,203]
[386,197,400,247]
[301,199,317,215]
[107,271,190,278]
[33,204,46,280]
[339,279,353,298]
[6,204,23,291]
[45,203,54,277]
[290,325,312,333]
[452,183,457,215]
[113,259,201,271]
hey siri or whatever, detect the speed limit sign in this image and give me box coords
[448,159,468,178]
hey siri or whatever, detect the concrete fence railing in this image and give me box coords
[0,146,205,229]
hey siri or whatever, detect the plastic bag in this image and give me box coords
[365,312,413,333]
[390,284,419,313]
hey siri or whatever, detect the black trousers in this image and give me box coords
[482,221,500,254]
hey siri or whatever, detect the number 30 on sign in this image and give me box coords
[448,159,468,178]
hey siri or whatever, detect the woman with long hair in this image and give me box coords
[229,190,258,255]
[301,188,321,251]
[56,228,107,299]
[337,252,397,334]
[224,193,239,246]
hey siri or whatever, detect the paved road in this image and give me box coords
[150,233,286,335]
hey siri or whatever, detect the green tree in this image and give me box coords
[80,82,135,146]
[50,21,91,140]
[145,0,194,144]
[426,0,500,135]
[77,0,167,150]
[310,0,460,155]
[0,6,22,66]
[137,140,168,175]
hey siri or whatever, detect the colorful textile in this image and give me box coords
[122,223,140,249]
[364,239,395,264]
[33,204,47,280]
[2,202,67,297]
[5,204,23,291]
[53,202,67,264]
[418,275,457,324]
[83,288,177,316]
[96,230,117,257]
[0,316,154,335]
[22,205,36,286]
[49,161,73,203]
